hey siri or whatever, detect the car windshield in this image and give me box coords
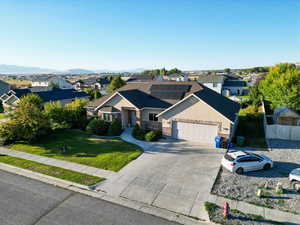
[224,153,234,161]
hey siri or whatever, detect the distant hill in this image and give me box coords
[0,64,147,75]
[0,64,59,74]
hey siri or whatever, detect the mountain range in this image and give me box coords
[0,64,146,75]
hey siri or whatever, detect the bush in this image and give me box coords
[107,119,122,136]
[145,131,156,142]
[132,124,145,140]
[86,118,109,135]
[144,129,162,142]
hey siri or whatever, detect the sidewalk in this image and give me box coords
[0,147,117,180]
[120,128,154,150]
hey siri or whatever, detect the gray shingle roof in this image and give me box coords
[197,75,225,83]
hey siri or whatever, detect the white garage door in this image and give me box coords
[172,121,218,144]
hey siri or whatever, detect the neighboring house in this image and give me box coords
[0,88,89,109]
[86,81,240,144]
[273,107,300,126]
[0,80,10,96]
[126,74,163,83]
[73,77,110,94]
[164,73,189,82]
[31,76,73,89]
[197,75,225,94]
[222,80,247,96]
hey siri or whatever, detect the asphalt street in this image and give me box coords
[0,170,180,225]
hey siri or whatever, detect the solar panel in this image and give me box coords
[150,84,191,99]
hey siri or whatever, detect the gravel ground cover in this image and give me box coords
[211,140,300,214]
[205,202,285,225]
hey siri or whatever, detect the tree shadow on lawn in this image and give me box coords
[243,161,300,178]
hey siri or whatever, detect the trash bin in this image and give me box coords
[236,136,245,146]
[227,142,234,150]
[215,136,222,148]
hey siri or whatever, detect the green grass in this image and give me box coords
[0,113,6,119]
[0,155,103,185]
[10,129,143,172]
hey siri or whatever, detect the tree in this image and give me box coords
[107,75,125,93]
[85,89,102,100]
[224,68,231,73]
[44,101,70,129]
[167,68,181,75]
[249,83,261,109]
[0,94,50,142]
[259,63,300,109]
[86,118,109,135]
[107,119,122,136]
[65,98,88,129]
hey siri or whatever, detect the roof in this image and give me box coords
[10,88,89,102]
[76,77,110,85]
[126,74,157,82]
[0,80,10,87]
[30,86,53,92]
[87,81,203,109]
[197,75,225,83]
[223,80,247,87]
[193,86,240,122]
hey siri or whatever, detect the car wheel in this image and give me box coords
[263,163,271,170]
[235,167,244,174]
[292,181,300,192]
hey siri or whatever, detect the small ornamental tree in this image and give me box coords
[0,94,51,143]
[107,119,122,136]
[65,98,88,129]
[86,118,109,135]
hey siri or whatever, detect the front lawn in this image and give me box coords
[10,129,143,172]
[0,155,103,186]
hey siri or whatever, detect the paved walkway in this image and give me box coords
[121,128,154,150]
[0,147,117,180]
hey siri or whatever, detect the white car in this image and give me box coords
[221,151,273,174]
[289,168,300,192]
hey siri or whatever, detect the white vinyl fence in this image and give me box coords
[262,102,300,140]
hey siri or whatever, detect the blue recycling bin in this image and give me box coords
[215,136,222,148]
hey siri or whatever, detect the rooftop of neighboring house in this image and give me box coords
[2,88,89,103]
[0,79,10,87]
[75,77,110,85]
[126,74,159,83]
[223,80,247,87]
[87,81,240,122]
[167,73,187,78]
[197,74,225,83]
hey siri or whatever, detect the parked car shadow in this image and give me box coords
[268,139,300,150]
[244,161,300,178]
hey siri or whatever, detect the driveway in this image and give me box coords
[98,139,224,220]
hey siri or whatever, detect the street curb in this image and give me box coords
[0,162,213,225]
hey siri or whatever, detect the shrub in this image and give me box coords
[132,124,145,140]
[86,118,109,135]
[107,119,122,136]
[145,131,156,142]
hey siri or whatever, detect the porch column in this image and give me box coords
[136,109,142,127]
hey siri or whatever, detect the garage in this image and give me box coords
[172,121,218,144]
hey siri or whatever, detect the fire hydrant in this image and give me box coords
[223,202,230,218]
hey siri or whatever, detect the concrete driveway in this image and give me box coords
[98,139,224,220]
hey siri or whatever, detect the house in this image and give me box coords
[73,77,110,93]
[164,73,189,82]
[222,80,247,96]
[0,88,89,109]
[0,80,10,96]
[273,107,300,126]
[126,74,163,83]
[86,81,240,144]
[31,76,73,89]
[197,75,225,94]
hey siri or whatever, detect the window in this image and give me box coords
[149,113,158,122]
[103,113,111,122]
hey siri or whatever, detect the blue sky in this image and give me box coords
[0,0,299,70]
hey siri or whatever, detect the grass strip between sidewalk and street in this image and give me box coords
[0,154,104,186]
